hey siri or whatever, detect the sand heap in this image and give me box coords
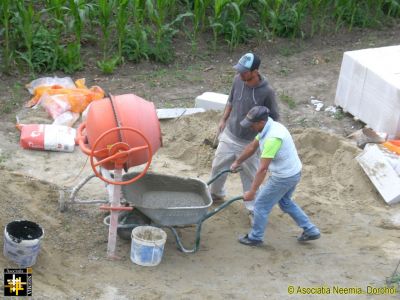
[293,127,380,206]
[159,113,378,206]
[160,110,221,170]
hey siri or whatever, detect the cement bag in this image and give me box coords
[19,124,76,152]
[39,94,71,119]
[52,111,80,127]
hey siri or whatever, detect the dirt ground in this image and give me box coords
[1,26,400,299]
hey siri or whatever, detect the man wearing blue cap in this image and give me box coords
[230,106,320,246]
[209,53,279,216]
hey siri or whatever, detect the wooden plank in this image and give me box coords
[156,108,205,120]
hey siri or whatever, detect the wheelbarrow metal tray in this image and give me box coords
[122,172,212,226]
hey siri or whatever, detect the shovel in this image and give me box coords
[211,131,220,149]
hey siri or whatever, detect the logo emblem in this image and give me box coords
[4,268,32,297]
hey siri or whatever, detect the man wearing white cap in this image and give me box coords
[209,52,279,216]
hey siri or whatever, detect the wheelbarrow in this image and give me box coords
[104,169,243,253]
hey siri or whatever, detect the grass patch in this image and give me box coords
[135,64,206,88]
[334,109,345,120]
[0,151,11,164]
[279,91,296,109]
[0,83,25,115]
[279,66,293,76]
[278,46,297,57]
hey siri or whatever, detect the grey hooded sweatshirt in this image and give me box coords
[225,74,279,142]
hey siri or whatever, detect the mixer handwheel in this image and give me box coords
[89,127,153,185]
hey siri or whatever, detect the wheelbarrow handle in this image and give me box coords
[202,196,243,222]
[206,168,242,185]
[168,195,243,253]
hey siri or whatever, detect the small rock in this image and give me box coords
[324,106,337,113]
[310,98,324,111]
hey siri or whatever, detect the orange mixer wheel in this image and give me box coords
[89,127,153,185]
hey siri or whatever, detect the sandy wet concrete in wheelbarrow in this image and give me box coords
[1,110,400,299]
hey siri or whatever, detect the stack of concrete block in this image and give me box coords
[335,45,400,138]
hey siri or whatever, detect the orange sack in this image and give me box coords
[25,78,104,114]
[383,140,400,155]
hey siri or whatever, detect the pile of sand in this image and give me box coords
[160,111,221,170]
[159,113,379,209]
[293,127,380,206]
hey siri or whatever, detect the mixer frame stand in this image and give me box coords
[58,168,126,212]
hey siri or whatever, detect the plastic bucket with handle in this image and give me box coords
[130,226,167,267]
[3,220,44,267]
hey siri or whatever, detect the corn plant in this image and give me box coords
[68,0,82,44]
[45,0,67,70]
[31,26,58,73]
[333,0,379,31]
[308,0,331,37]
[382,0,400,17]
[224,0,254,51]
[46,0,67,35]
[66,0,94,68]
[122,28,150,62]
[98,0,115,59]
[116,0,130,60]
[132,0,147,25]
[97,56,119,74]
[193,0,212,35]
[209,0,228,49]
[146,0,174,43]
[122,0,149,62]
[0,0,13,73]
[15,1,37,74]
[253,0,271,39]
[58,43,83,73]
[97,0,119,73]
[264,0,306,38]
[209,0,254,51]
[145,0,192,63]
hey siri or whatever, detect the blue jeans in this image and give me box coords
[248,172,319,241]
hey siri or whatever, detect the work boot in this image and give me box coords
[211,194,225,204]
[297,231,321,242]
[238,234,263,246]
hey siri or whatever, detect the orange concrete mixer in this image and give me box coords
[76,93,162,185]
[75,93,162,258]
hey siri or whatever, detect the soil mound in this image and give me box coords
[160,110,221,169]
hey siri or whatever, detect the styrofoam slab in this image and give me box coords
[356,144,400,205]
[195,92,228,111]
[156,108,205,119]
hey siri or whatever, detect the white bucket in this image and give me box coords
[3,220,44,268]
[130,226,167,267]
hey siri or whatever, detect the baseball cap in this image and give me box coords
[240,106,269,128]
[233,53,261,73]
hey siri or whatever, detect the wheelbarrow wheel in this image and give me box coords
[117,209,151,240]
